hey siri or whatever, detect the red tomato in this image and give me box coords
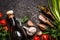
[33,35,40,40]
[3,26,8,31]
[0,19,7,26]
[0,12,3,18]
[41,34,49,40]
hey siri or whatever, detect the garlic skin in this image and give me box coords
[6,10,14,18]
[27,27,36,36]
[23,26,37,36]
[7,10,14,14]
[37,31,42,36]
[28,27,36,33]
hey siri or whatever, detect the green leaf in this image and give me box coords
[20,16,29,23]
[58,24,60,30]
[1,37,6,40]
[51,34,57,38]
[48,1,59,23]
[43,32,49,34]
[51,29,56,34]
[58,0,60,13]
[48,0,60,39]
[0,27,3,30]
[58,32,60,36]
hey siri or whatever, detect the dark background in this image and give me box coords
[0,0,51,24]
[0,0,51,40]
[0,0,50,17]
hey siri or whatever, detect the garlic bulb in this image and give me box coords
[23,26,37,36]
[6,10,14,18]
[7,10,14,14]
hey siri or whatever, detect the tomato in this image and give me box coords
[33,35,40,40]
[0,19,7,26]
[0,12,3,18]
[3,26,8,31]
[41,34,49,40]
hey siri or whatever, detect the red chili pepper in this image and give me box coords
[0,12,3,18]
[33,35,40,40]
[0,19,7,26]
[3,26,8,31]
[41,34,49,40]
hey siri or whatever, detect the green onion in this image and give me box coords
[58,0,60,12]
[48,0,60,39]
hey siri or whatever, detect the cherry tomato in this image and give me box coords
[0,19,7,26]
[33,35,40,40]
[41,34,49,40]
[0,12,3,18]
[3,26,8,31]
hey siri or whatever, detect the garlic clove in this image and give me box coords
[37,31,42,36]
[27,27,37,36]
[28,27,37,33]
[23,26,37,36]
[27,20,35,26]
